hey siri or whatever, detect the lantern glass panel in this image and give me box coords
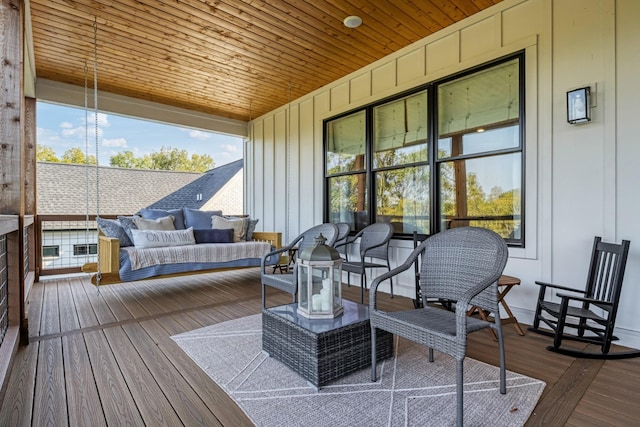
[299,264,309,311]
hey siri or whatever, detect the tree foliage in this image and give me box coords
[37,145,96,165]
[110,146,214,172]
[37,144,214,172]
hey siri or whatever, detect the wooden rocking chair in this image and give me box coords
[529,236,639,359]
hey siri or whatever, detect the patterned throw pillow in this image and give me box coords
[211,216,249,242]
[183,208,223,229]
[117,215,140,243]
[132,215,175,231]
[193,228,234,244]
[96,217,133,247]
[131,227,196,249]
[245,219,259,241]
[138,208,186,229]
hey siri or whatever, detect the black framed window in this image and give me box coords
[324,53,525,246]
[42,245,60,258]
[73,243,97,256]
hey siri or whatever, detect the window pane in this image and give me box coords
[373,91,428,168]
[438,124,519,159]
[43,246,59,257]
[375,166,430,234]
[439,153,521,240]
[438,59,519,138]
[327,174,368,231]
[326,111,366,175]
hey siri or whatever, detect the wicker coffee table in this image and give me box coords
[262,300,393,388]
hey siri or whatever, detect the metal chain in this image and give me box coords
[93,18,101,287]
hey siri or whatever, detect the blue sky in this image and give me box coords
[36,102,244,168]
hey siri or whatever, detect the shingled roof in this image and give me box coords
[148,159,244,214]
[37,162,202,216]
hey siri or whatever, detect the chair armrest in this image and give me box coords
[535,280,586,295]
[369,240,427,309]
[556,292,614,308]
[260,234,300,272]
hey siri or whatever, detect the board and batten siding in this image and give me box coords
[246,0,640,349]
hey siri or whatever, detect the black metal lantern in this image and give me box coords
[297,234,344,319]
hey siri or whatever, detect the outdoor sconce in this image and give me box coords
[567,86,591,124]
[297,234,344,319]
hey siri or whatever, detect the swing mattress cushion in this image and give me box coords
[117,240,276,282]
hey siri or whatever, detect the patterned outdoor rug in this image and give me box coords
[172,314,545,427]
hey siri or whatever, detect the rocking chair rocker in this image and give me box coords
[529,236,639,359]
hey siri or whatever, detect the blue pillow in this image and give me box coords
[96,217,133,247]
[183,208,223,229]
[193,228,234,244]
[138,208,186,229]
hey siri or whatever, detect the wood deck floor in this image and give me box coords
[0,268,639,426]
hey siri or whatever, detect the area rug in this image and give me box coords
[172,314,545,427]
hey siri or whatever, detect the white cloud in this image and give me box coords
[222,144,239,153]
[88,112,110,127]
[60,122,73,129]
[188,129,211,140]
[103,138,128,148]
[61,125,103,139]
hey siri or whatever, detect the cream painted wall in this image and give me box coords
[247,0,640,348]
[202,170,244,215]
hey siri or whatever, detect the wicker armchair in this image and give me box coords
[260,223,339,308]
[370,227,509,426]
[337,222,394,303]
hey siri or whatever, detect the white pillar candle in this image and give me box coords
[320,288,331,311]
[312,294,323,311]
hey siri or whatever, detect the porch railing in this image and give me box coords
[36,214,116,277]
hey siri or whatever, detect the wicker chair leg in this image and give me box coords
[497,327,506,394]
[428,348,434,363]
[457,359,464,426]
[261,285,266,308]
[371,327,377,382]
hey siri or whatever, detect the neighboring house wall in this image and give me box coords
[201,170,244,214]
[246,0,640,348]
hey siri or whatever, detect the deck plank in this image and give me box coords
[102,326,182,426]
[0,341,39,426]
[122,322,223,425]
[58,278,81,332]
[83,330,144,426]
[27,277,44,337]
[32,338,68,426]
[62,333,107,427]
[140,318,246,426]
[40,281,60,335]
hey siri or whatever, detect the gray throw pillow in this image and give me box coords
[96,217,133,247]
[138,208,186,229]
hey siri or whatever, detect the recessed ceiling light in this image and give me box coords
[343,16,362,29]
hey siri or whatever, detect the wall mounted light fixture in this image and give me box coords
[567,86,591,124]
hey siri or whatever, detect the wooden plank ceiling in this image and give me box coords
[29,0,503,122]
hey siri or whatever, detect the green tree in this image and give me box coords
[37,145,60,162]
[110,146,214,172]
[61,147,97,165]
[110,150,144,169]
